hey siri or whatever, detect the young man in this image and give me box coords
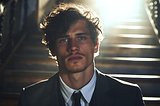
[18,3,145,106]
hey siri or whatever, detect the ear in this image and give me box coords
[94,40,99,53]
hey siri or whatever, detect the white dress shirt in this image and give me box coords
[59,70,97,106]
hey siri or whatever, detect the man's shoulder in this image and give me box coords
[96,70,144,106]
[97,70,139,89]
[18,72,59,105]
[22,72,59,92]
[23,79,48,91]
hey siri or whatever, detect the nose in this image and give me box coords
[68,38,79,53]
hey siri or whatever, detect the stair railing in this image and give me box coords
[0,0,28,73]
[144,0,160,43]
[0,3,4,67]
[0,0,17,68]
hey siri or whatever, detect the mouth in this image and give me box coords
[68,55,83,61]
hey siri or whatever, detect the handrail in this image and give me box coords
[0,0,16,67]
[144,0,160,43]
[0,32,27,72]
[0,0,28,68]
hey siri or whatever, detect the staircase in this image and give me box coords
[94,0,160,106]
[0,0,160,106]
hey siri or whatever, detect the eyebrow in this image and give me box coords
[75,33,90,36]
[57,35,69,39]
[58,33,90,39]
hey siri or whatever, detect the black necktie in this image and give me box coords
[72,92,82,106]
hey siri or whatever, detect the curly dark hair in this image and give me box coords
[40,3,103,57]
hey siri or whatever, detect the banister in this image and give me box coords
[144,0,160,43]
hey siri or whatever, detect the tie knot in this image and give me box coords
[72,91,82,106]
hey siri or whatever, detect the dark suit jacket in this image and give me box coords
[18,70,145,106]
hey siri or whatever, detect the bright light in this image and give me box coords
[115,25,149,29]
[98,57,160,61]
[38,0,50,24]
[117,19,145,23]
[95,0,140,28]
[108,74,160,78]
[0,4,4,13]
[107,44,160,49]
[117,34,153,38]
[143,97,160,101]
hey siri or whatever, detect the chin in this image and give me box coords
[68,69,84,73]
[67,64,89,73]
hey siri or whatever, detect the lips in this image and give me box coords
[68,55,83,61]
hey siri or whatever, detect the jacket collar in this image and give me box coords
[38,69,114,106]
[38,72,60,106]
[95,69,114,106]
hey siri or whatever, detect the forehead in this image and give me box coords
[55,19,90,39]
[66,19,90,34]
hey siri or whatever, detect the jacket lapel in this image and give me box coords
[38,72,60,106]
[37,70,114,106]
[95,70,114,106]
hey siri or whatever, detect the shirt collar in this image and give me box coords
[59,70,97,103]
[59,76,75,103]
[80,70,96,103]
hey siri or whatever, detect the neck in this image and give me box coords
[59,63,95,90]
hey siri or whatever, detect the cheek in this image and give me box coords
[56,49,65,59]
[56,46,68,61]
[56,44,66,53]
[84,45,95,57]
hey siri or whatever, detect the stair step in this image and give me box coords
[8,54,58,70]
[102,36,159,45]
[22,42,46,49]
[28,33,43,42]
[0,92,19,106]
[115,19,151,26]
[96,65,160,75]
[99,44,160,58]
[143,97,160,106]
[107,34,156,38]
[95,56,160,68]
[18,42,49,55]
[100,44,160,49]
[20,49,49,55]
[110,27,155,35]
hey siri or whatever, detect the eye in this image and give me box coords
[78,36,86,40]
[60,39,68,43]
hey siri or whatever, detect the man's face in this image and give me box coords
[51,19,98,73]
